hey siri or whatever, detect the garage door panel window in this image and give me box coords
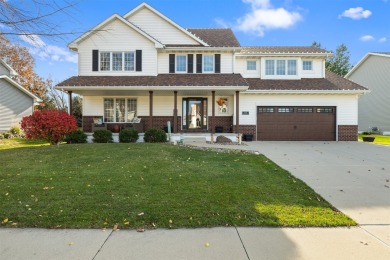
[317,108,333,113]
[278,107,294,113]
[297,107,313,113]
[258,107,274,113]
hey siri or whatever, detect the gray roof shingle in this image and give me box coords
[241,46,330,54]
[246,70,367,91]
[57,74,248,87]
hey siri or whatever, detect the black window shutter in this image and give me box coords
[136,50,142,71]
[187,54,193,73]
[169,54,175,73]
[215,54,221,73]
[196,54,202,73]
[92,50,99,71]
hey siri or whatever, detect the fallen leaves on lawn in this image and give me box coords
[137,228,145,232]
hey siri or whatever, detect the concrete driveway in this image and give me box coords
[245,141,390,245]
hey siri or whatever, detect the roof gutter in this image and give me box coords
[55,85,249,91]
[235,53,332,57]
[243,89,370,95]
[162,47,242,52]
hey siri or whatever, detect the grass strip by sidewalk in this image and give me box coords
[0,141,356,229]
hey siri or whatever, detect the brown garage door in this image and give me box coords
[257,106,336,141]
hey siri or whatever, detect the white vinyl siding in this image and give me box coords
[127,7,199,45]
[347,55,390,132]
[300,59,325,78]
[0,63,11,76]
[0,80,34,131]
[77,19,157,76]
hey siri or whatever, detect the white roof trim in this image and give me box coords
[345,52,390,78]
[68,14,164,50]
[0,60,18,76]
[0,75,42,102]
[56,85,248,91]
[123,3,209,47]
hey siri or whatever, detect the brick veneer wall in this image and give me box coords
[209,116,233,133]
[141,116,181,132]
[338,125,358,141]
[233,125,257,138]
[82,116,94,132]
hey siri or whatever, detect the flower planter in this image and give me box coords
[362,136,375,142]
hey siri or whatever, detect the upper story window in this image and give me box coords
[265,59,297,76]
[302,60,313,71]
[100,51,135,72]
[203,55,214,73]
[100,52,110,71]
[247,60,257,70]
[176,55,187,72]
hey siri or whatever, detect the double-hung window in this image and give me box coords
[247,60,257,70]
[124,52,135,71]
[265,59,297,76]
[176,55,187,72]
[100,51,135,71]
[104,98,137,123]
[100,52,111,71]
[203,55,214,73]
[302,60,313,71]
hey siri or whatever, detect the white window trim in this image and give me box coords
[175,55,187,73]
[203,54,215,73]
[103,97,138,123]
[99,51,136,72]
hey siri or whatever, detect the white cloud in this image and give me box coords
[379,37,387,43]
[339,7,372,20]
[360,35,375,42]
[214,18,230,28]
[19,34,77,64]
[236,0,302,36]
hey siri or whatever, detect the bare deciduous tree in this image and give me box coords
[0,0,80,42]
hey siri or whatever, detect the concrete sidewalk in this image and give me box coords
[1,227,390,260]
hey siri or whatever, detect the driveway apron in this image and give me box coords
[245,141,390,245]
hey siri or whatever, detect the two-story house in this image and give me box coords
[57,3,367,141]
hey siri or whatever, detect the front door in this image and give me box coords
[182,98,207,130]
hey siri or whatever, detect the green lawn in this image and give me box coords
[358,134,390,145]
[0,139,355,229]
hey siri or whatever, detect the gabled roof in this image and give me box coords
[246,70,367,92]
[186,29,240,47]
[0,75,42,102]
[124,3,209,47]
[0,60,18,76]
[345,52,390,78]
[240,46,331,55]
[68,13,164,50]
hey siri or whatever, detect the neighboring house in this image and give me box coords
[345,52,390,133]
[0,60,42,131]
[57,3,367,141]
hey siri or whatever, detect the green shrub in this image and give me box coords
[65,129,87,144]
[10,126,22,137]
[0,133,3,139]
[93,130,113,143]
[144,128,167,143]
[3,132,12,139]
[119,128,139,143]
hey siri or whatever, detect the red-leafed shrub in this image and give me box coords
[21,110,78,145]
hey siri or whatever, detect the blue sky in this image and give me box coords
[7,0,390,82]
